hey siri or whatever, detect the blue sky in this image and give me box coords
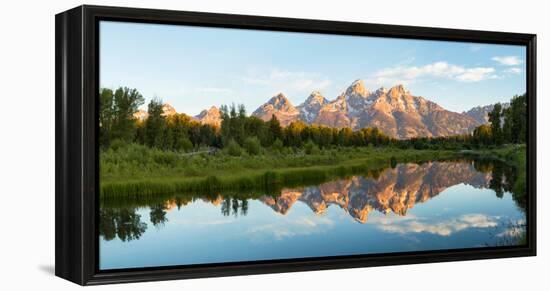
[100,21,526,116]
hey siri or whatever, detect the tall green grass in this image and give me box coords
[100,144,460,199]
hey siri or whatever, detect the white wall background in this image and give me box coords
[0,0,546,290]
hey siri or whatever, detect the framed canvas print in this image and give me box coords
[55,5,536,285]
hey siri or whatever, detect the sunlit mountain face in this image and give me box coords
[147,80,507,140]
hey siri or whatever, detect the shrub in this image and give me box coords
[304,140,320,155]
[271,139,284,153]
[109,139,126,151]
[175,136,193,152]
[226,139,242,156]
[243,137,261,155]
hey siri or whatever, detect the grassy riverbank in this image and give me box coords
[460,144,526,194]
[100,143,526,199]
[460,144,526,165]
[100,143,459,198]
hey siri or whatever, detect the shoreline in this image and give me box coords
[100,147,518,199]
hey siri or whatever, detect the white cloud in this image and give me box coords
[377,213,498,236]
[455,67,497,82]
[505,67,523,74]
[370,61,497,85]
[492,56,523,66]
[240,68,332,94]
[396,56,416,66]
[171,218,235,227]
[460,214,498,227]
[246,216,334,240]
[469,45,483,52]
[197,87,233,94]
[240,76,270,85]
[496,219,526,238]
[496,228,522,238]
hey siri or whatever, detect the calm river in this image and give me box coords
[99,160,526,270]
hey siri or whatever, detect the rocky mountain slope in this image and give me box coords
[133,104,178,121]
[252,80,480,139]
[296,91,330,123]
[251,93,300,126]
[194,106,222,127]
[463,102,510,124]
[134,79,502,139]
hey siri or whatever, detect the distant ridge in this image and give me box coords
[463,102,510,124]
[138,79,505,139]
[251,80,480,139]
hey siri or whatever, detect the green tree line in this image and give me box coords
[99,87,527,154]
[472,94,527,146]
[99,87,392,153]
[217,103,392,154]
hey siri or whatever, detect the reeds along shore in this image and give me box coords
[100,145,528,199]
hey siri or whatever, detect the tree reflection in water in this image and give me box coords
[221,198,248,217]
[99,208,147,242]
[99,159,526,241]
[473,159,525,208]
[149,204,169,227]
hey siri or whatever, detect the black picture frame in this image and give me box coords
[55,4,537,286]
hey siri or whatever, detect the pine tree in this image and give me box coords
[144,98,165,148]
[509,94,527,143]
[267,114,283,144]
[488,103,503,145]
[99,88,114,148]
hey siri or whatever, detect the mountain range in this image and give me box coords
[139,79,504,139]
[462,102,510,124]
[134,103,177,121]
[249,80,481,139]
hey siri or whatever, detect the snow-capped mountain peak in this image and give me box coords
[297,91,330,123]
[246,79,480,139]
[345,79,370,97]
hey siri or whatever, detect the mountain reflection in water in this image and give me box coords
[261,161,492,223]
[100,160,525,243]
